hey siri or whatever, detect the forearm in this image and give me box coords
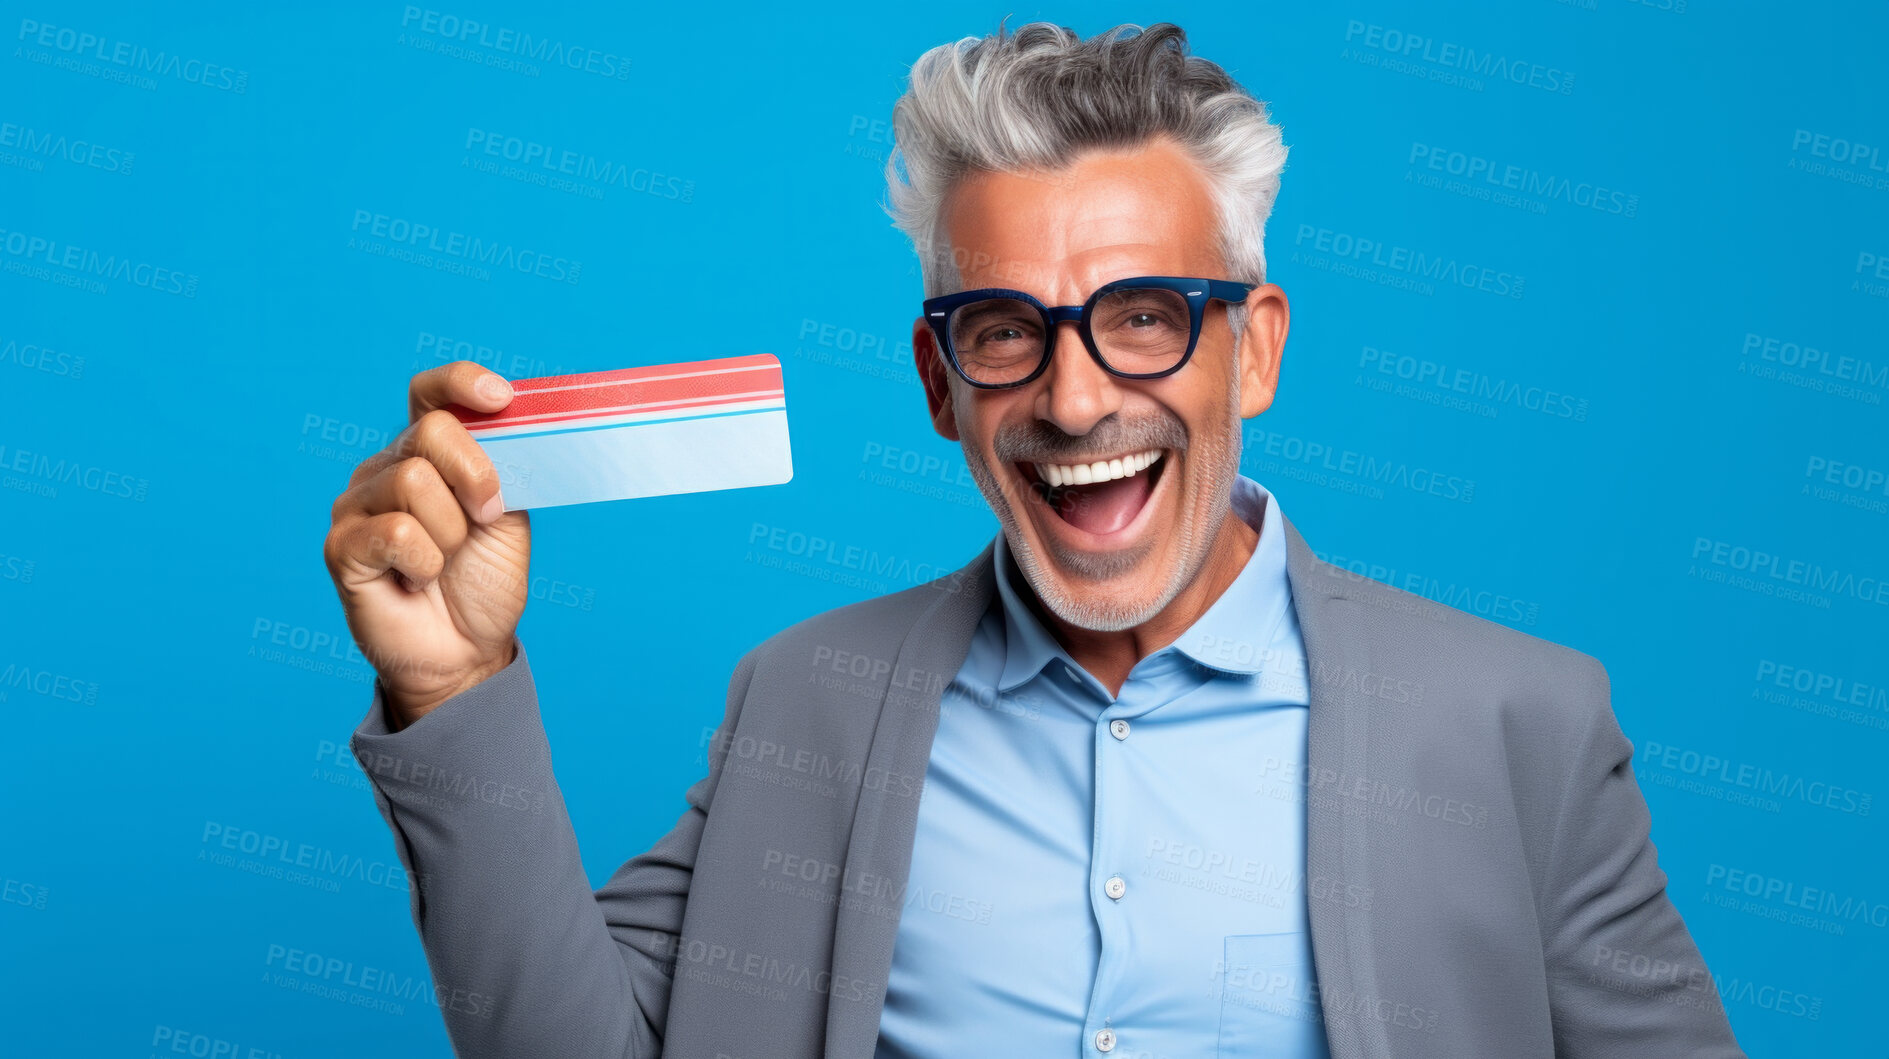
[351,642,660,1058]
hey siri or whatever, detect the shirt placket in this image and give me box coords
[1079,661,1165,1056]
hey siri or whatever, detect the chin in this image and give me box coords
[991,448,1205,632]
[1028,562,1185,632]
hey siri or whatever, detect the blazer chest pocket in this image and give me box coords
[1215,932,1330,1058]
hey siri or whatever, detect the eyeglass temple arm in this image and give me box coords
[1205,280,1257,303]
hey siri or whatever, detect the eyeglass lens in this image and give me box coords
[947,286,1193,385]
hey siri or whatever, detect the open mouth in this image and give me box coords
[1015,449,1169,538]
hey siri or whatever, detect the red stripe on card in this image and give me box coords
[453,354,782,428]
[464,390,783,433]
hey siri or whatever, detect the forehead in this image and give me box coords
[940,137,1224,299]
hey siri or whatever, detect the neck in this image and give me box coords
[1015,503,1261,698]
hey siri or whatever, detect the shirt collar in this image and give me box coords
[991,474,1293,693]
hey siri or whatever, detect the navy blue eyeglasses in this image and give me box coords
[922,275,1255,389]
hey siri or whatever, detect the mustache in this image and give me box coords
[992,413,1188,465]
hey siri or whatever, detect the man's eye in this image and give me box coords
[1128,313,1160,328]
[980,325,1033,344]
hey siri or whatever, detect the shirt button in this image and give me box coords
[1109,718,1130,740]
[1104,875,1127,900]
[1094,1028,1116,1053]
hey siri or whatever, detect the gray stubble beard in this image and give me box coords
[956,359,1246,633]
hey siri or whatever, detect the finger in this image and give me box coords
[409,360,513,423]
[324,511,446,592]
[342,362,511,494]
[348,409,504,524]
[332,456,471,559]
[404,409,506,524]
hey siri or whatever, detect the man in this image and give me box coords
[324,23,1744,1059]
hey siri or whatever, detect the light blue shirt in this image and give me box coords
[876,475,1330,1059]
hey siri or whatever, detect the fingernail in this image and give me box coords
[477,375,512,403]
[479,495,504,523]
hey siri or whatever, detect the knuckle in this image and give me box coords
[414,360,456,389]
[321,525,346,571]
[441,444,493,489]
[458,448,495,487]
[413,407,460,442]
[376,514,422,554]
[392,456,438,492]
[346,451,385,487]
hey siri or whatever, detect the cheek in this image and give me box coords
[1163,388,1227,446]
[966,396,1028,456]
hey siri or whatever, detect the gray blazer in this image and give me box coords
[350,512,1745,1058]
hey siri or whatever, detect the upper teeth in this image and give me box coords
[1033,449,1164,488]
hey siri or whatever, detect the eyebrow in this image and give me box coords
[952,299,1043,329]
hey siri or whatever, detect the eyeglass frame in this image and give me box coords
[921,275,1257,390]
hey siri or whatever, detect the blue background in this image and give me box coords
[4,2,1885,1055]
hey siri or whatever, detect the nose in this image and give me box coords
[1035,322,1124,435]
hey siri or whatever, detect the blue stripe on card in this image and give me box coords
[473,405,783,442]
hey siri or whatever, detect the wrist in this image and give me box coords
[384,642,517,731]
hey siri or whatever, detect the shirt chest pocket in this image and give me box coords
[1215,932,1330,1058]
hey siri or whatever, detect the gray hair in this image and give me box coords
[885,22,1288,299]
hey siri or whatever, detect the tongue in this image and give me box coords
[1058,469,1154,535]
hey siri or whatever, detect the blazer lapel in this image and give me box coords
[822,542,997,1059]
[1281,512,1383,1059]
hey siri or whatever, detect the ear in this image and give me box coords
[1235,283,1290,419]
[913,317,960,441]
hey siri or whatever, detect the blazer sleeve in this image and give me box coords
[349,639,759,1058]
[1538,655,1747,1057]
